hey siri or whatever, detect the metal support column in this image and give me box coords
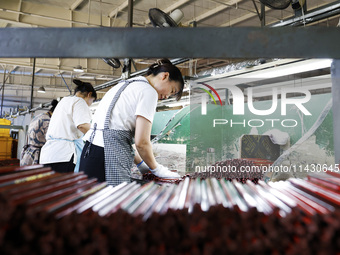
[0,67,6,117]
[331,59,340,165]
[123,0,134,79]
[294,0,307,18]
[271,1,340,27]
[30,58,36,110]
[252,0,265,27]
[127,0,133,27]
[225,88,229,105]
[261,3,265,27]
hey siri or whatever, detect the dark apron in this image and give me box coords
[86,79,149,186]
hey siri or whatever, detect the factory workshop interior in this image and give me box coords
[0,0,340,254]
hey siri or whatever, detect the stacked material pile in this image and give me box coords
[140,158,269,184]
[140,172,185,184]
[189,158,266,184]
[0,165,339,254]
[0,159,19,167]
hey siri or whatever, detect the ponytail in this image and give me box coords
[146,58,184,101]
[49,99,59,113]
[73,79,97,100]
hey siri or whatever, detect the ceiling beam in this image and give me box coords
[164,0,192,13]
[219,5,294,27]
[35,68,43,74]
[109,0,129,18]
[184,0,241,25]
[144,0,191,24]
[0,58,118,77]
[219,1,337,27]
[0,21,8,27]
[0,18,33,27]
[220,11,262,27]
[0,1,125,28]
[70,0,86,11]
[11,66,19,72]
[54,70,61,76]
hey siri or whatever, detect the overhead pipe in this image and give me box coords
[18,101,53,116]
[200,2,340,78]
[270,1,340,27]
[94,58,190,91]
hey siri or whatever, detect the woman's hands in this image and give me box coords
[135,116,180,179]
[150,164,180,178]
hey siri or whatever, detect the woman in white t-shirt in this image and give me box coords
[80,58,184,186]
[40,80,97,173]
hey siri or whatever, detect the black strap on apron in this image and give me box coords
[85,79,149,186]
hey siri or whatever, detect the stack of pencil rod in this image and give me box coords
[0,159,19,168]
[141,158,268,184]
[0,165,339,254]
[188,158,266,184]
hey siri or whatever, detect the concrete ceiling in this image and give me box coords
[0,0,339,114]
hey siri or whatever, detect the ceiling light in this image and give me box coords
[73,65,84,73]
[245,59,332,79]
[197,58,333,91]
[38,86,46,93]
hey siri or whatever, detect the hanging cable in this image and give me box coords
[60,73,72,94]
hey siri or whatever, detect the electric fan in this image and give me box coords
[259,0,305,10]
[102,58,121,69]
[148,8,184,27]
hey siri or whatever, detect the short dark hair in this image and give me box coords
[73,79,97,100]
[146,58,184,101]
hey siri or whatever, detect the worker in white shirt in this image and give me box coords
[40,79,97,173]
[80,58,183,186]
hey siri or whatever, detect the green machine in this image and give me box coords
[152,93,334,175]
